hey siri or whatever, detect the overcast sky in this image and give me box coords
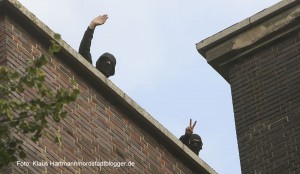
[18,0,282,173]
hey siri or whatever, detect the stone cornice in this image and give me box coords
[196,0,300,82]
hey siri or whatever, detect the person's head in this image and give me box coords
[96,52,116,78]
[190,134,202,155]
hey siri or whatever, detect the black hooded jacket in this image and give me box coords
[79,27,94,64]
[180,133,203,155]
[79,27,116,77]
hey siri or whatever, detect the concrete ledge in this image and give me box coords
[0,0,217,173]
[196,0,300,82]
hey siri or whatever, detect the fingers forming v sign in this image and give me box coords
[190,119,197,130]
[186,119,197,135]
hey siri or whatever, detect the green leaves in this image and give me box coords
[0,33,80,168]
[33,55,47,68]
[49,34,62,55]
[54,132,62,145]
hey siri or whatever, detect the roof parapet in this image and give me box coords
[196,0,300,82]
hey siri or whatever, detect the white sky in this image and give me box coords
[17,0,282,173]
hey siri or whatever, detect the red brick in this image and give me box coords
[1,8,208,174]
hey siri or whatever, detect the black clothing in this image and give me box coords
[79,27,116,78]
[79,27,94,64]
[179,133,203,155]
[96,52,116,77]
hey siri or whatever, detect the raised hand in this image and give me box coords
[185,119,197,135]
[89,14,108,29]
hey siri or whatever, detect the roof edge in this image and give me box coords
[196,0,299,54]
[196,0,300,82]
[1,0,217,173]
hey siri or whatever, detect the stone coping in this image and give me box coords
[0,0,217,173]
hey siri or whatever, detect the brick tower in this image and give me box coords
[197,0,300,173]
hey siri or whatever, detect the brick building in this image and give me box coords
[0,0,216,173]
[197,0,300,173]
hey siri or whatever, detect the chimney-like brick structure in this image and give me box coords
[0,0,217,173]
[197,0,300,173]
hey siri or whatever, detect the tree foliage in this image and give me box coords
[0,34,80,167]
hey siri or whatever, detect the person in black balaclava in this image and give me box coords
[179,119,203,156]
[79,14,116,78]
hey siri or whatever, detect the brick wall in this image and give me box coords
[197,1,300,173]
[228,32,300,174]
[0,2,214,174]
[0,15,6,66]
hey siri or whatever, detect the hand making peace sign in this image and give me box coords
[185,119,197,135]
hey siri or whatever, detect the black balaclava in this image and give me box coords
[189,134,203,155]
[96,52,116,78]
